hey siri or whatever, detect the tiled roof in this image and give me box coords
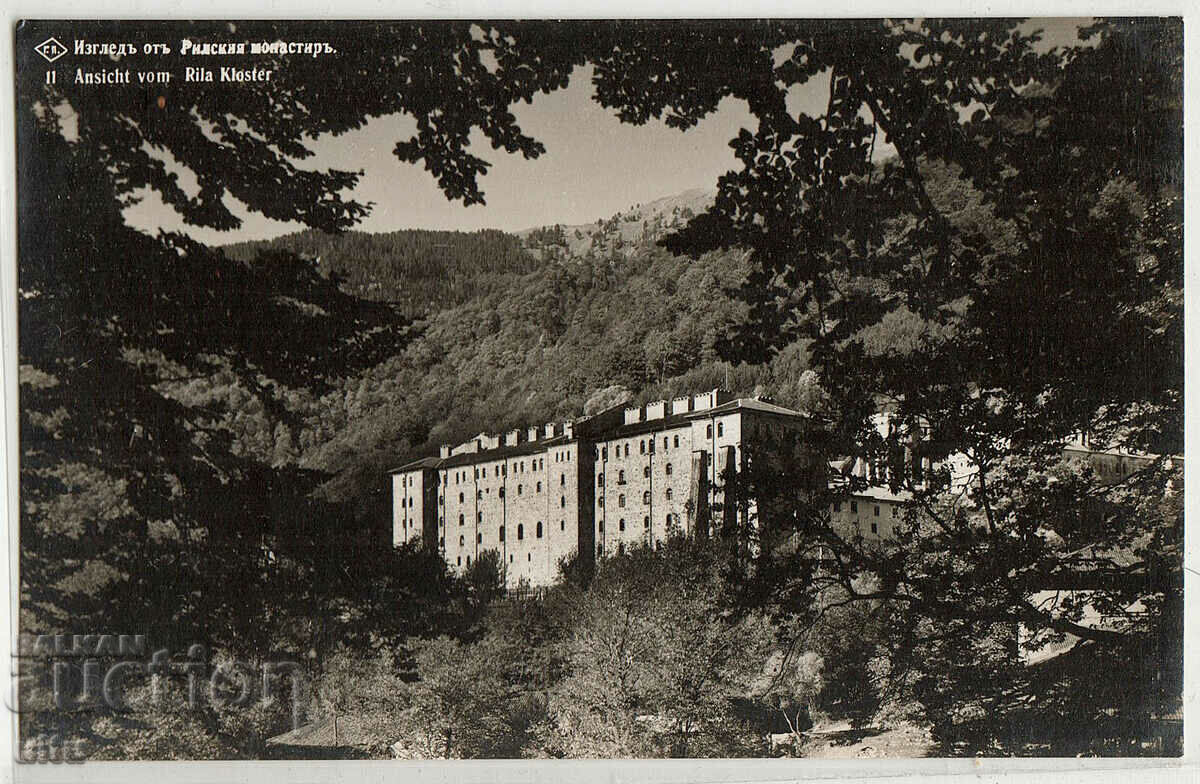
[387,396,804,474]
[435,435,571,470]
[386,455,444,474]
[698,397,806,418]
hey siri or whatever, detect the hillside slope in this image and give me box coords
[224,228,541,316]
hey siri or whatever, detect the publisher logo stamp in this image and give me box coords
[35,38,68,63]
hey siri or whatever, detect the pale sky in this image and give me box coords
[123,64,776,244]
[123,20,1087,245]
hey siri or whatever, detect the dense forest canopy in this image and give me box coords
[15,18,1182,758]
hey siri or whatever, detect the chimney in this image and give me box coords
[543,422,557,439]
[527,426,539,442]
[692,391,714,412]
[670,396,692,416]
[505,429,523,446]
[563,422,574,439]
[623,405,643,425]
[439,444,451,458]
[645,400,666,421]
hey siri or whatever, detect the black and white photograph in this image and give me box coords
[8,16,1188,767]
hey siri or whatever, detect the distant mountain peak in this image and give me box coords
[518,187,715,259]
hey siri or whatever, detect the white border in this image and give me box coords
[1,6,1197,784]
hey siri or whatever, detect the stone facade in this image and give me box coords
[390,390,818,587]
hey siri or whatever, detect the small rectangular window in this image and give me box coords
[850,501,858,513]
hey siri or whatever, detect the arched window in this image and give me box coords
[561,474,566,486]
[459,513,464,526]
[499,526,505,542]
[536,522,543,538]
[476,532,482,543]
[598,473,604,487]
[599,521,604,533]
[643,491,651,505]
[673,435,679,448]
[458,492,464,503]
[625,444,631,457]
[643,466,650,478]
[640,440,645,454]
[643,516,649,530]
[477,511,482,522]
[459,535,465,546]
[510,554,514,563]
[528,553,531,562]
[665,463,673,476]
[477,490,482,500]
[457,556,462,566]
[598,496,605,508]
[619,518,625,532]
[466,555,471,566]
[618,543,625,555]
[499,487,505,498]
[560,496,566,508]
[663,437,668,450]
[618,494,625,508]
[536,481,542,492]
[618,469,625,483]
[666,488,673,500]
[706,424,713,438]
[517,524,524,540]
[717,422,724,437]
[560,520,565,531]
[517,484,523,495]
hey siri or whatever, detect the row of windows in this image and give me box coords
[497,522,544,541]
[448,476,568,504]
[598,432,696,463]
[451,455,557,486]
[456,517,569,547]
[832,501,899,518]
[597,487,673,508]
[597,463,674,488]
[598,513,677,534]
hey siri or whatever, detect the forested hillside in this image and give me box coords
[224,228,541,315]
[291,198,793,517]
